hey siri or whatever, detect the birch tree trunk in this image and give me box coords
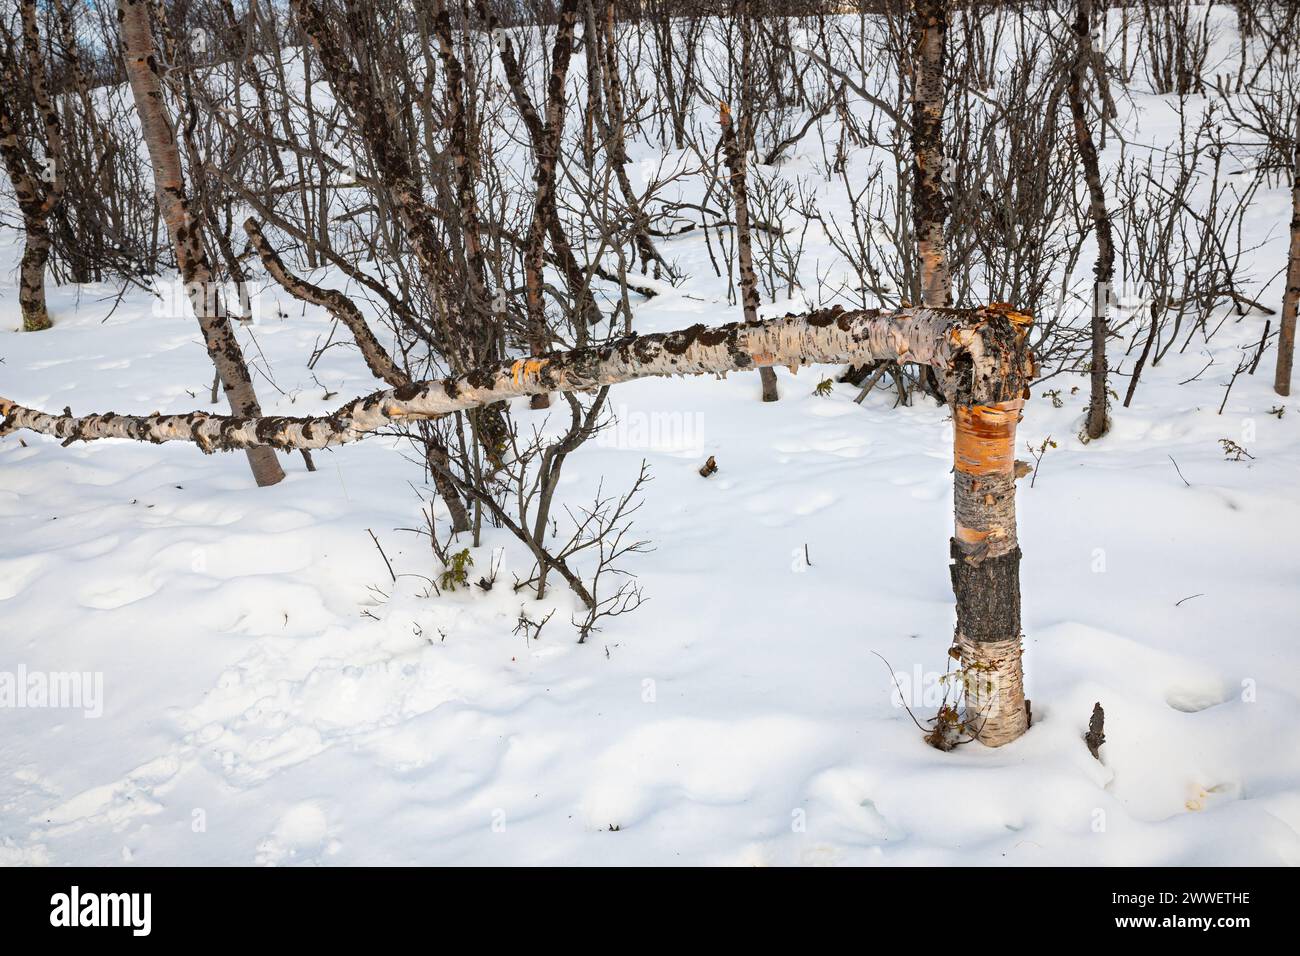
[947,298,1033,746]
[471,0,600,336]
[16,220,53,333]
[429,0,491,327]
[0,305,1027,447]
[719,103,778,402]
[911,0,951,309]
[1275,105,1300,397]
[909,0,1029,744]
[722,7,779,402]
[0,0,66,332]
[1069,0,1113,438]
[522,0,580,408]
[117,0,284,487]
[593,0,669,278]
[950,396,1029,746]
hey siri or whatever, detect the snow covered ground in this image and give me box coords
[3,7,1300,866]
[4,249,1298,865]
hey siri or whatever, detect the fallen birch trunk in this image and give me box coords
[0,305,1030,453]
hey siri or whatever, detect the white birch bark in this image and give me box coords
[2,305,1032,453]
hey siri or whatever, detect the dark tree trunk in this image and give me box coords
[1275,106,1300,397]
[1070,0,1113,438]
[18,220,52,331]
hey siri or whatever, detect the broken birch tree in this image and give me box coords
[2,302,1036,747]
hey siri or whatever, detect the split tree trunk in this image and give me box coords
[1275,106,1300,397]
[1070,0,1113,439]
[118,0,284,487]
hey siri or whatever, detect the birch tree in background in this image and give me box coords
[473,0,602,356]
[0,0,65,332]
[1281,107,1300,398]
[910,0,950,310]
[722,2,779,403]
[1217,5,1300,396]
[117,0,285,487]
[1068,0,1114,439]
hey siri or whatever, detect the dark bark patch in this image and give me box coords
[392,383,422,402]
[950,539,1021,644]
[662,325,702,355]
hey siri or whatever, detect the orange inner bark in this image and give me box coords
[955,524,995,547]
[510,357,549,385]
[953,400,1022,476]
[953,400,1022,550]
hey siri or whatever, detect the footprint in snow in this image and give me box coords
[76,575,161,610]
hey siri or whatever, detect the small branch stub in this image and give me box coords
[1085,701,1106,760]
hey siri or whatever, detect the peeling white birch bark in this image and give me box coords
[2,305,1031,454]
